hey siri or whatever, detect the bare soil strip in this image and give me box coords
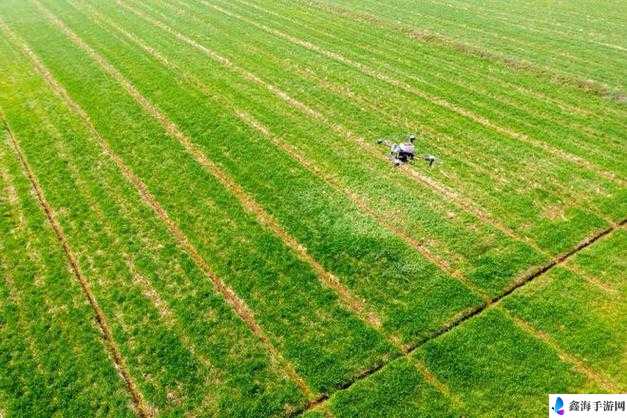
[0,16,315,402]
[1,120,153,418]
[294,220,625,415]
[207,3,621,183]
[43,1,384,337]
[504,309,619,392]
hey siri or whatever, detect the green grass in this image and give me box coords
[0,0,624,415]
[0,30,307,416]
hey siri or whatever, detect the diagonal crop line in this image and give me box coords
[206,2,622,184]
[0,16,316,403]
[294,219,625,415]
[126,263,215,371]
[502,308,620,393]
[79,0,490,309]
[40,108,221,373]
[1,120,153,418]
[39,0,385,340]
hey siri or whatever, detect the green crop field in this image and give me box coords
[0,0,624,416]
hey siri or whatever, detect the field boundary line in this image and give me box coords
[46,0,385,338]
[0,117,153,418]
[294,219,626,415]
[1,14,316,404]
[300,0,625,103]
[206,2,621,184]
[80,0,489,307]
[502,308,620,392]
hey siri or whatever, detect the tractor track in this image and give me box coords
[1,13,315,402]
[293,219,625,416]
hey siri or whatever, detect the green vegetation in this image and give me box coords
[0,0,624,416]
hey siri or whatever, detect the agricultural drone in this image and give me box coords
[376,133,438,167]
